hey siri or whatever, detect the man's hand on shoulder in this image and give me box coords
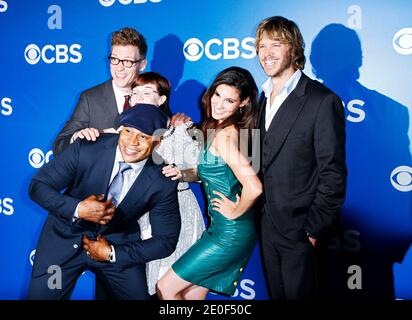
[72,128,100,143]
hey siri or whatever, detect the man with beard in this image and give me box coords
[254,16,347,300]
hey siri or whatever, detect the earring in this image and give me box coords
[239,107,244,115]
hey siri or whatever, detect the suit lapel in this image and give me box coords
[102,80,120,126]
[98,156,157,234]
[263,74,309,166]
[257,93,266,130]
[93,136,118,196]
[116,158,157,215]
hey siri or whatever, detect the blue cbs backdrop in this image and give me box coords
[0,0,411,300]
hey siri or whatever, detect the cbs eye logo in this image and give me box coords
[99,0,161,7]
[0,0,7,13]
[24,44,82,65]
[183,38,204,62]
[29,148,53,168]
[99,0,116,5]
[390,166,412,192]
[392,28,412,55]
[183,37,255,62]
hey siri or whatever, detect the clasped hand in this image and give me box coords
[83,235,111,261]
[210,191,240,220]
[78,194,115,225]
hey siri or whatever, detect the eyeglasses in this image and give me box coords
[108,56,144,68]
[131,87,159,96]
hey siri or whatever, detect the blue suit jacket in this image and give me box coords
[29,134,180,277]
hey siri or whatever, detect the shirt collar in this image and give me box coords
[112,80,131,101]
[114,146,148,172]
[261,69,302,98]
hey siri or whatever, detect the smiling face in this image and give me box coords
[118,126,155,163]
[257,32,294,79]
[210,84,248,123]
[110,45,147,91]
[130,84,166,107]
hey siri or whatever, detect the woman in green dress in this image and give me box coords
[157,67,262,300]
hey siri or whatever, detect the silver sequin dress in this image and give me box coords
[138,122,205,295]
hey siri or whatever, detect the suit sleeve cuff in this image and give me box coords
[109,245,116,263]
[72,203,80,222]
[70,132,77,144]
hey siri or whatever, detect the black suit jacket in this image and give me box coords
[258,73,347,242]
[29,135,180,277]
[52,80,119,155]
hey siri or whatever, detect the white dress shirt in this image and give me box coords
[74,146,148,262]
[261,69,302,131]
[112,81,131,115]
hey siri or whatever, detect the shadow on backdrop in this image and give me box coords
[310,23,412,300]
[150,34,206,124]
[150,33,208,223]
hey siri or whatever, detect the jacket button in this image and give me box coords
[239,267,243,272]
[73,244,78,249]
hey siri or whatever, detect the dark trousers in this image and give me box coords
[95,278,110,300]
[28,250,149,300]
[96,279,159,300]
[260,213,320,300]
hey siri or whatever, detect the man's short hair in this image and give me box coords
[111,27,148,58]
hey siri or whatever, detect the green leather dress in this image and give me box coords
[172,146,257,296]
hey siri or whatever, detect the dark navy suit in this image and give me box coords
[28,134,180,299]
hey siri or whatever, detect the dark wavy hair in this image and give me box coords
[201,66,258,136]
[255,16,305,70]
[131,71,172,116]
